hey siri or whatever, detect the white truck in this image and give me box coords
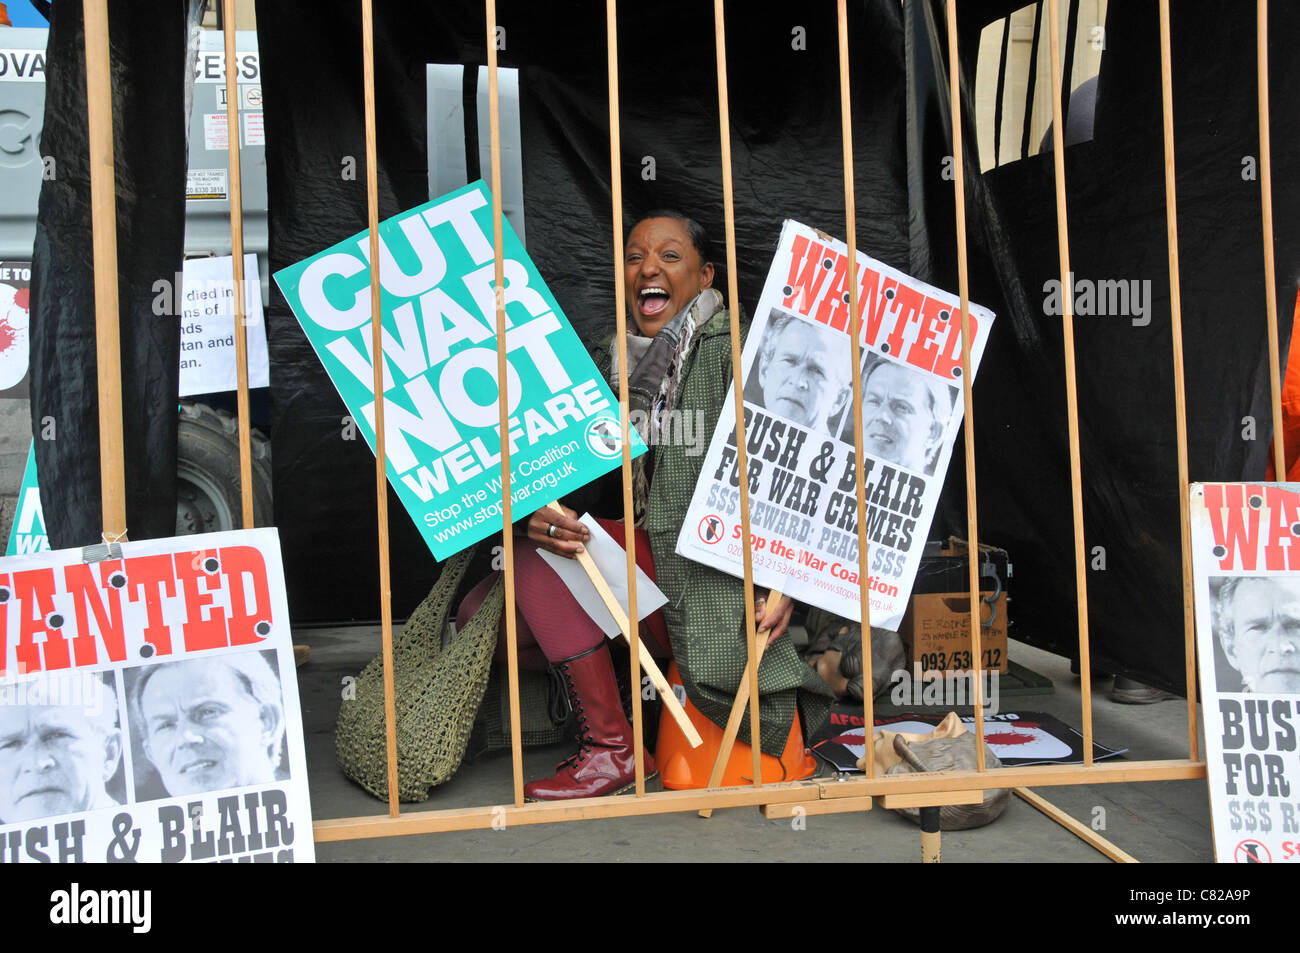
[1,25,275,537]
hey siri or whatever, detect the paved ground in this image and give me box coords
[295,624,1212,863]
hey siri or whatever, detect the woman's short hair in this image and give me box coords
[632,209,713,267]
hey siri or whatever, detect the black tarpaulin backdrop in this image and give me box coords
[910,0,1300,691]
[28,0,1299,696]
[30,0,194,547]
[255,0,910,622]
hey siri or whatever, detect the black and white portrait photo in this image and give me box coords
[745,309,852,437]
[125,650,290,801]
[842,353,956,476]
[0,670,126,824]
[1210,575,1300,695]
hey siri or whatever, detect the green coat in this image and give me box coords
[464,305,835,757]
[632,306,834,756]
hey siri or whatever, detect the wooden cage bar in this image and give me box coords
[1044,0,1098,763]
[1157,0,1200,761]
[84,0,127,540]
[221,0,255,532]
[1257,0,1284,477]
[484,0,528,808]
[944,0,987,767]
[359,0,401,817]
[604,0,648,797]
[837,0,877,780]
[712,0,766,779]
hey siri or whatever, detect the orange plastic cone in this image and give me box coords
[655,661,817,789]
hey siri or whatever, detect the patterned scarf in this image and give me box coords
[610,288,723,525]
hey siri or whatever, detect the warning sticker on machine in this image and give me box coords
[243,112,265,147]
[186,168,229,201]
[204,113,229,151]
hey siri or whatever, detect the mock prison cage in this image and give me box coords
[41,0,1296,861]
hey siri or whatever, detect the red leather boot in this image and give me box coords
[524,641,656,801]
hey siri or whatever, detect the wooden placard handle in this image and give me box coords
[698,589,783,817]
[545,503,702,748]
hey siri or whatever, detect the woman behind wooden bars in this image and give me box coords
[456,211,834,800]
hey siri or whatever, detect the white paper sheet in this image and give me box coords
[538,514,668,638]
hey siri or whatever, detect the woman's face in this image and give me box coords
[624,217,714,337]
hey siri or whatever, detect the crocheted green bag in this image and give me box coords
[335,547,501,802]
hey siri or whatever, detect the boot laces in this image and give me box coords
[557,667,593,768]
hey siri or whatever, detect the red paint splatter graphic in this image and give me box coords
[0,285,28,354]
[829,732,865,746]
[984,730,1034,746]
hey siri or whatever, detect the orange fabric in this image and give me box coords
[1267,288,1300,482]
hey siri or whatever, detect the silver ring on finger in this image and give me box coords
[547,524,559,539]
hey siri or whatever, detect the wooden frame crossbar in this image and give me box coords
[79,0,1279,858]
[311,760,1206,843]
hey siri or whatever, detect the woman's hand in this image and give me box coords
[755,590,793,644]
[523,504,589,558]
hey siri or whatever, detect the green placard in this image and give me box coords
[273,181,643,560]
[6,441,47,556]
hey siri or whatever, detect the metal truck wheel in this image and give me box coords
[175,401,273,535]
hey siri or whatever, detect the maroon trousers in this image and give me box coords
[455,519,671,668]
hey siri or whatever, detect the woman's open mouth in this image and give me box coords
[638,287,671,317]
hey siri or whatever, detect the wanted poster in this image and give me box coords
[274,181,646,560]
[0,529,314,863]
[1192,482,1300,863]
[677,221,994,630]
